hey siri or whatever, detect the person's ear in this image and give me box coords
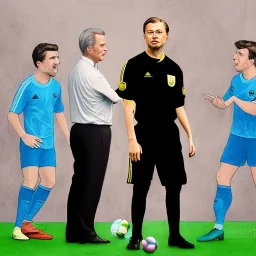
[87,46,93,55]
[36,61,42,68]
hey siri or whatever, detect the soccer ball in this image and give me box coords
[142,237,158,253]
[111,219,130,238]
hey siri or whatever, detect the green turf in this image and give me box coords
[1,221,256,256]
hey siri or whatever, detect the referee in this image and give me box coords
[66,28,120,244]
[116,17,196,250]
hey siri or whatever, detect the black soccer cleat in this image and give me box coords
[168,235,195,249]
[127,236,142,250]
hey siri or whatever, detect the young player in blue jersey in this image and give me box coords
[197,40,256,242]
[8,43,69,240]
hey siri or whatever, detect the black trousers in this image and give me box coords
[66,123,111,238]
[131,182,182,239]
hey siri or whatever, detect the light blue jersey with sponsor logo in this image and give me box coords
[9,74,64,149]
[223,73,256,138]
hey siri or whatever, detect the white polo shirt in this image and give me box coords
[68,55,120,125]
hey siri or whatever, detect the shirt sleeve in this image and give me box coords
[9,83,28,114]
[222,83,233,101]
[54,85,65,113]
[115,60,136,100]
[89,70,121,104]
[173,69,185,108]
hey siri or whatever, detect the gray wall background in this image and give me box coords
[1,0,256,222]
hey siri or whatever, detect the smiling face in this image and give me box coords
[37,51,60,77]
[233,48,255,72]
[144,22,168,50]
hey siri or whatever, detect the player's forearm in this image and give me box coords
[124,100,137,142]
[55,112,70,142]
[233,97,256,116]
[7,112,26,138]
[176,107,193,140]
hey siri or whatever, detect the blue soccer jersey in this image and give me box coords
[9,74,64,149]
[223,73,256,138]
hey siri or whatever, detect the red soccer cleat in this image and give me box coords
[21,222,53,240]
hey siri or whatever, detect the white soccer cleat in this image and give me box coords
[12,227,29,240]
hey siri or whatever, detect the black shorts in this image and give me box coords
[127,123,187,186]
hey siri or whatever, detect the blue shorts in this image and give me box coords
[220,134,256,167]
[19,140,56,169]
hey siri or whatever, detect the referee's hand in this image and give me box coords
[189,139,196,157]
[129,140,142,162]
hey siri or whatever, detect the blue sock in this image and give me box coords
[24,184,52,221]
[213,184,232,230]
[14,185,34,228]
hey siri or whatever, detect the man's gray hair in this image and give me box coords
[79,28,105,54]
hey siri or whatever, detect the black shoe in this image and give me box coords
[66,235,87,244]
[168,236,195,249]
[127,237,142,250]
[65,225,83,243]
[85,235,110,244]
[66,236,78,243]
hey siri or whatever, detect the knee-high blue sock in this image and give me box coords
[213,184,232,230]
[14,185,34,228]
[24,184,52,221]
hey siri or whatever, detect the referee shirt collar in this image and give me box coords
[80,55,98,68]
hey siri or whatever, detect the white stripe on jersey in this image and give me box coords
[10,75,33,112]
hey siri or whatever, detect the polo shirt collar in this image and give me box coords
[80,55,98,68]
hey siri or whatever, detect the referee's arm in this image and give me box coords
[176,107,193,141]
[116,61,141,161]
[124,100,137,142]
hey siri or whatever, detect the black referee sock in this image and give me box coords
[131,183,151,239]
[165,184,182,238]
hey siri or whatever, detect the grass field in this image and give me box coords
[1,221,256,256]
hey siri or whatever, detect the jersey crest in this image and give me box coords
[167,75,176,87]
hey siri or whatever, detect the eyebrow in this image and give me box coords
[49,55,60,59]
[146,29,163,32]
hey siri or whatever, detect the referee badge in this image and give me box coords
[167,75,176,87]
[118,81,127,91]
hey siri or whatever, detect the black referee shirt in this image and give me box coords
[116,51,186,127]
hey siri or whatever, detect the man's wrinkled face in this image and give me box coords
[88,34,107,62]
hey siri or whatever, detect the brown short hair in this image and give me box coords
[143,17,169,34]
[32,43,58,68]
[235,40,256,66]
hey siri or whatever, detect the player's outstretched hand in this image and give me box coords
[21,134,42,148]
[189,139,196,157]
[129,140,142,162]
[204,94,226,109]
